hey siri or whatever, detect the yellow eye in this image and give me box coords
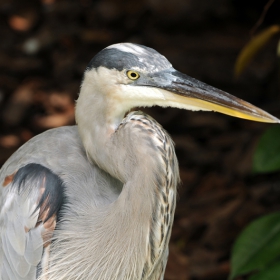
[127,70,140,80]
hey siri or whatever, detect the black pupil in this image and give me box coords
[131,72,137,78]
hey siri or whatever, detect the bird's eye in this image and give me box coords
[127,70,140,80]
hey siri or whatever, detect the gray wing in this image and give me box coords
[0,163,64,280]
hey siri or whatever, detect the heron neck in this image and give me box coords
[76,71,134,175]
[76,78,179,278]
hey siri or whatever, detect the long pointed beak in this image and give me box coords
[142,69,279,123]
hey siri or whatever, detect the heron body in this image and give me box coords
[0,43,279,280]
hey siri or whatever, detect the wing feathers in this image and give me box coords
[3,256,14,280]
[6,204,26,255]
[25,226,44,266]
[2,232,31,277]
[1,163,65,279]
[12,163,64,223]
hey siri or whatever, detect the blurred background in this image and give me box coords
[1,0,280,279]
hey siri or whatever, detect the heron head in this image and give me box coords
[80,43,279,124]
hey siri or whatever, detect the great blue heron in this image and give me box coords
[0,43,279,280]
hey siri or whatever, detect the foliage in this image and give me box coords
[248,262,280,280]
[229,213,280,279]
[234,25,280,77]
[253,126,280,173]
[230,14,280,278]
[230,126,280,279]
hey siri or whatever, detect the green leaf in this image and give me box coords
[229,213,280,279]
[248,262,280,280]
[253,126,280,173]
[234,25,280,77]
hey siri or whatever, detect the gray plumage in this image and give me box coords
[0,43,279,280]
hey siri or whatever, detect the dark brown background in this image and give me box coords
[1,0,280,279]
